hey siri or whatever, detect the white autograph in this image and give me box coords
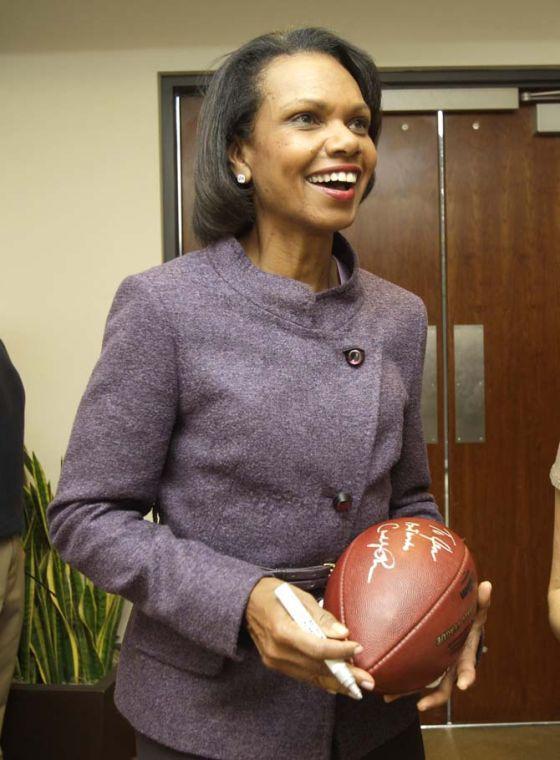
[402,521,456,561]
[366,522,400,583]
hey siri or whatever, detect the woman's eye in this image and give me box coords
[351,118,370,132]
[290,113,370,131]
[291,112,319,126]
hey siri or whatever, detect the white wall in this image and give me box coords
[1,0,559,485]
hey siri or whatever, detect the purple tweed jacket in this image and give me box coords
[48,233,442,760]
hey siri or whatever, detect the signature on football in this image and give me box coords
[366,522,400,583]
[403,521,456,561]
[366,521,457,583]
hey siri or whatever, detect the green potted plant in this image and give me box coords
[1,452,136,760]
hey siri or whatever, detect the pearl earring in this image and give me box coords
[236,173,247,184]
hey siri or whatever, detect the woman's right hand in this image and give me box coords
[244,577,375,698]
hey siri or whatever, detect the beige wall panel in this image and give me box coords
[0,47,214,483]
[1,0,559,65]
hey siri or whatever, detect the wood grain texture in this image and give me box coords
[344,112,445,552]
[336,114,446,725]
[179,94,203,254]
[344,115,441,319]
[445,107,560,722]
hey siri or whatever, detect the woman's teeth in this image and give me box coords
[307,171,358,185]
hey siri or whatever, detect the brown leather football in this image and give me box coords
[323,517,478,694]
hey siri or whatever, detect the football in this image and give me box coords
[323,517,478,694]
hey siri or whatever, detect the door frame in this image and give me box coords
[159,68,560,728]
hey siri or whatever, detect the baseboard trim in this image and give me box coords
[422,721,560,729]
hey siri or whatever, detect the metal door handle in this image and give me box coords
[454,325,486,443]
[421,325,438,444]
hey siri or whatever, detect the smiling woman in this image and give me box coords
[225,51,378,290]
[193,29,381,253]
[47,26,489,760]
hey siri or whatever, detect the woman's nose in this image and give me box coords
[325,123,361,156]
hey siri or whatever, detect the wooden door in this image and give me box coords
[344,114,445,725]
[445,107,560,722]
[343,113,444,517]
[179,94,203,255]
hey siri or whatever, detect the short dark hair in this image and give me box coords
[192,27,382,246]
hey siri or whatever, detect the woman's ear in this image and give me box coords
[228,139,252,184]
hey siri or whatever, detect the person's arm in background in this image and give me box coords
[0,340,25,540]
[548,449,560,641]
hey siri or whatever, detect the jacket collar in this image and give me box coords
[207,232,364,334]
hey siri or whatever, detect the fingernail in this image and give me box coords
[353,644,364,654]
[417,703,426,711]
[360,680,374,691]
[332,623,349,635]
[347,683,363,700]
[457,677,468,690]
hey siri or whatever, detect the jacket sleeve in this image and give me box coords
[389,300,443,524]
[47,274,266,660]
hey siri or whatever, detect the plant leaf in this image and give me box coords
[17,450,123,685]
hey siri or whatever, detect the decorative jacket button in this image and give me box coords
[344,348,365,367]
[333,492,352,513]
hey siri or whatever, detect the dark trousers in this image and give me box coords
[135,718,425,760]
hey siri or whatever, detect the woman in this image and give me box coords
[549,446,560,640]
[48,28,490,760]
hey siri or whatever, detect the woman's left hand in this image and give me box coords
[383,580,492,711]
